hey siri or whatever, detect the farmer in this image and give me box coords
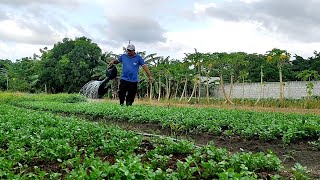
[110,44,153,106]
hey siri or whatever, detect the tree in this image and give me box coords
[266,48,291,106]
[297,70,320,99]
[309,51,320,73]
[5,57,41,92]
[178,61,192,101]
[226,52,248,103]
[209,53,234,104]
[39,37,102,93]
[0,67,8,90]
[185,49,202,103]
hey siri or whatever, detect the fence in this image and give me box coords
[210,81,320,99]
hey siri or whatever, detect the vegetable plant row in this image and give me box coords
[11,96,320,144]
[0,104,286,179]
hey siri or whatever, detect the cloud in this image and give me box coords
[95,0,170,45]
[96,0,170,15]
[0,0,89,45]
[0,21,58,45]
[104,15,166,43]
[0,41,47,61]
[0,10,8,21]
[0,12,65,45]
[196,0,320,43]
[2,0,320,61]
[0,0,80,8]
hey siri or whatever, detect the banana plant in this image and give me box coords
[92,52,115,80]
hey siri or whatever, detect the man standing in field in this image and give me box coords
[110,44,153,106]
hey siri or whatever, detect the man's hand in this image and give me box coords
[148,76,153,82]
[109,59,119,66]
[109,60,115,66]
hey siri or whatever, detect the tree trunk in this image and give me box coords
[228,75,234,99]
[255,67,263,105]
[180,78,187,101]
[6,76,9,91]
[165,77,169,100]
[242,77,245,101]
[146,83,149,99]
[158,76,161,101]
[168,78,171,99]
[206,75,209,104]
[198,75,201,102]
[149,81,153,100]
[188,80,197,102]
[174,80,179,99]
[225,75,234,104]
[220,73,234,105]
[279,66,284,106]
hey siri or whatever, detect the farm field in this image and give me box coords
[3,0,320,179]
[1,93,319,179]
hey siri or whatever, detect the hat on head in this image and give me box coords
[126,44,135,51]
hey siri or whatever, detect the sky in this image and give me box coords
[1,0,320,61]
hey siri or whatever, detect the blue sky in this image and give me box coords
[1,0,320,61]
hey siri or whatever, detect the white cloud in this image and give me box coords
[198,0,320,43]
[0,42,49,61]
[0,19,60,45]
[162,19,320,59]
[193,2,216,14]
[104,15,166,43]
[0,0,80,8]
[1,0,320,61]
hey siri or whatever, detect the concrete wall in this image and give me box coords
[210,81,320,99]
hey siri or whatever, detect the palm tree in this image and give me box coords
[266,49,291,106]
[209,53,234,104]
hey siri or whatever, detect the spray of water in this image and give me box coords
[80,65,117,99]
[80,79,108,99]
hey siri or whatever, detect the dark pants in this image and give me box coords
[118,79,138,106]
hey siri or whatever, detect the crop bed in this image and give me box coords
[0,104,289,179]
[12,99,320,144]
[1,93,319,178]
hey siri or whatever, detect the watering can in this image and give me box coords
[97,65,118,97]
